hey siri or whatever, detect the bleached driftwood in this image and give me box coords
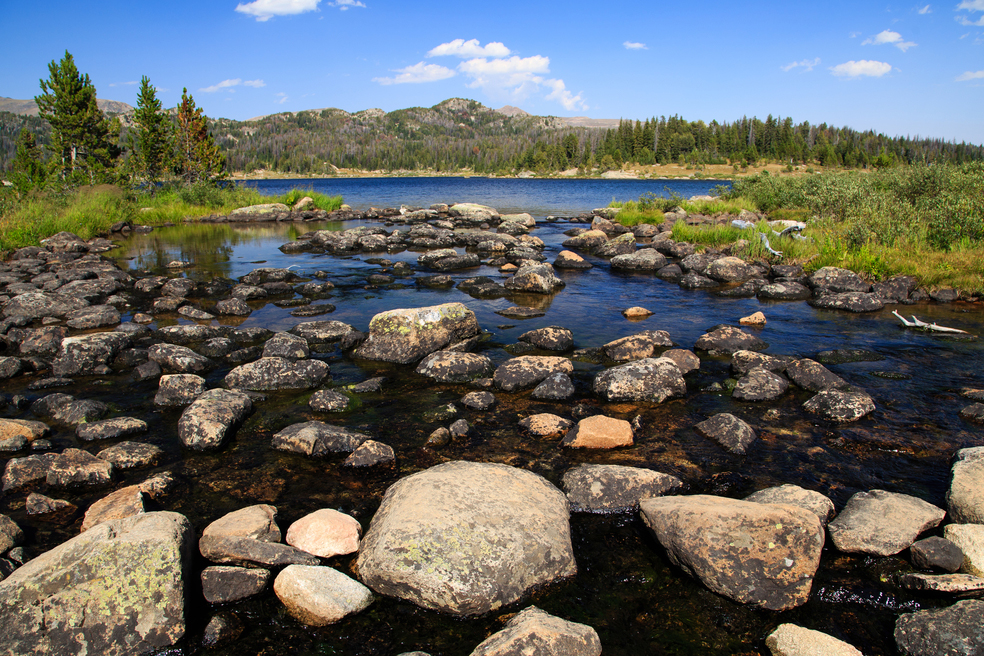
[893,310,973,335]
[731,219,783,256]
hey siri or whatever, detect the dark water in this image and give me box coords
[237,176,729,216]
[2,178,983,656]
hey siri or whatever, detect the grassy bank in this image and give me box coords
[611,164,984,294]
[0,183,343,253]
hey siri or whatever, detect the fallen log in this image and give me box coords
[893,310,974,335]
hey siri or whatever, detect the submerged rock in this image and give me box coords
[562,464,682,513]
[357,461,575,616]
[827,490,945,556]
[469,606,601,656]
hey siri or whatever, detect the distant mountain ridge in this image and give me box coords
[0,96,134,116]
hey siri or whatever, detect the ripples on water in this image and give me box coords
[4,178,983,656]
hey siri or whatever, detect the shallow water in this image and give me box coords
[2,194,984,655]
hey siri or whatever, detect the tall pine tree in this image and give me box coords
[132,76,171,186]
[35,50,119,181]
[173,88,224,184]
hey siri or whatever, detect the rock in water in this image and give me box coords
[894,600,984,656]
[695,413,757,454]
[355,303,480,364]
[639,495,824,610]
[593,357,686,403]
[947,449,984,524]
[224,357,330,391]
[357,461,575,616]
[469,606,601,656]
[274,565,374,626]
[766,624,863,656]
[0,512,192,656]
[178,389,253,450]
[827,490,945,556]
[562,464,682,513]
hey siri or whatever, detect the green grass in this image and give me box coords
[0,182,344,252]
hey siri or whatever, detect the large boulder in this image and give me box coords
[504,263,565,294]
[469,606,601,656]
[562,464,682,513]
[357,461,576,616]
[894,600,984,656]
[493,356,573,392]
[0,512,192,656]
[947,448,984,524]
[593,357,686,403]
[51,332,131,377]
[178,389,253,450]
[639,495,824,610]
[827,490,945,556]
[224,357,330,391]
[355,303,480,364]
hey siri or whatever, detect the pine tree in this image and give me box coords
[133,76,171,185]
[173,88,225,184]
[35,50,119,180]
[9,128,49,194]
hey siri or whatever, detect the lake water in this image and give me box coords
[5,177,984,656]
[238,176,730,216]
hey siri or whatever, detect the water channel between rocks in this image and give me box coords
[2,203,983,656]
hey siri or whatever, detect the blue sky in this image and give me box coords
[2,0,982,143]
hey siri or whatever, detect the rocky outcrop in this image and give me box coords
[640,495,824,610]
[593,357,686,403]
[562,464,682,513]
[178,389,253,450]
[827,490,945,556]
[469,606,601,656]
[357,461,575,616]
[0,512,193,656]
[355,303,480,364]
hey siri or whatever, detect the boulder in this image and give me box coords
[178,389,253,450]
[611,249,667,271]
[32,394,108,427]
[827,490,945,556]
[274,565,374,626]
[553,250,593,270]
[562,229,608,252]
[894,600,984,656]
[706,256,758,282]
[518,326,573,351]
[449,203,499,224]
[757,282,812,301]
[785,359,847,392]
[3,453,58,492]
[201,566,270,604]
[733,367,789,402]
[745,484,836,526]
[51,332,131,377]
[0,418,50,443]
[518,413,573,439]
[344,440,395,467]
[562,415,633,449]
[695,326,767,356]
[809,292,884,313]
[731,350,790,376]
[2,291,88,321]
[593,357,686,403]
[26,493,77,521]
[308,389,350,412]
[155,374,207,406]
[943,524,984,576]
[46,448,114,488]
[357,461,575,616]
[531,372,575,400]
[80,484,147,531]
[224,357,330,391]
[622,306,653,319]
[96,441,164,470]
[285,509,361,559]
[562,464,682,513]
[504,263,565,294]
[803,389,875,422]
[215,298,252,316]
[272,421,369,456]
[910,537,965,573]
[199,505,319,568]
[602,331,673,361]
[695,413,756,454]
[808,267,871,294]
[461,391,496,410]
[662,349,700,374]
[0,515,24,553]
[261,332,310,361]
[355,303,480,364]
[639,495,823,610]
[469,606,601,656]
[493,356,573,392]
[0,512,192,656]
[947,449,984,524]
[76,417,148,442]
[417,249,480,272]
[766,624,862,656]
[898,573,984,594]
[595,233,636,257]
[415,351,493,383]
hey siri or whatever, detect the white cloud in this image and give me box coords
[862,29,917,51]
[782,57,821,72]
[373,62,456,85]
[918,4,931,13]
[957,0,984,10]
[244,79,266,88]
[849,31,862,38]
[458,55,550,91]
[328,0,365,9]
[200,78,242,92]
[957,15,984,24]
[956,70,984,81]
[235,0,321,21]
[830,60,893,77]
[276,92,289,104]
[544,79,586,111]
[427,39,511,58]
[109,81,138,87]
[623,41,647,50]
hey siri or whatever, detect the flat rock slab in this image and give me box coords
[155,374,207,406]
[80,485,147,532]
[308,389,350,412]
[200,505,319,568]
[46,448,114,488]
[803,389,875,422]
[148,343,214,374]
[518,413,573,439]
[470,606,601,656]
[493,356,573,392]
[898,573,984,594]
[562,464,682,513]
[289,320,355,343]
[745,484,836,525]
[602,331,673,361]
[96,441,165,470]
[562,415,633,449]
[894,600,984,656]
[593,357,686,403]
[640,494,824,610]
[274,565,374,626]
[178,389,253,450]
[76,417,148,442]
[0,418,50,442]
[0,512,192,656]
[2,453,58,492]
[272,421,369,456]
[224,357,330,391]
[828,490,945,556]
[809,292,884,313]
[495,306,546,319]
[201,565,271,604]
[415,351,493,383]
[766,624,862,656]
[357,461,575,616]
[695,413,756,454]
